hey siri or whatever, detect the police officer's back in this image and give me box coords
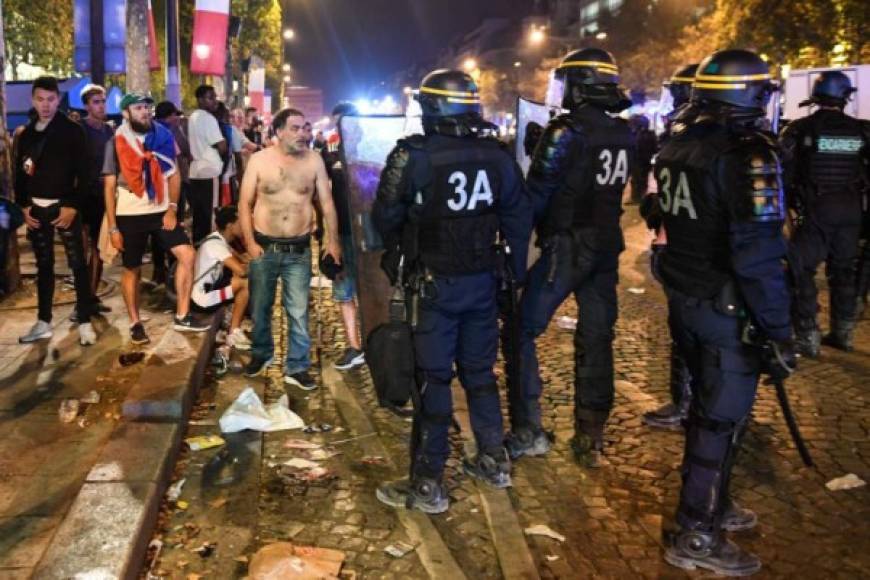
[505,48,634,464]
[780,70,869,354]
[656,49,795,577]
[372,70,531,514]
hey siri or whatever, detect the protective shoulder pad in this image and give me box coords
[530,114,582,178]
[378,142,415,205]
[736,130,786,223]
[397,133,426,150]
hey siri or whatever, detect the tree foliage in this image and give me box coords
[3,1,73,79]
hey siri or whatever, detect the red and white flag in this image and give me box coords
[190,0,230,75]
[147,0,160,71]
[248,58,266,114]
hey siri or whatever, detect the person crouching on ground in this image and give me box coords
[103,93,210,344]
[192,205,250,350]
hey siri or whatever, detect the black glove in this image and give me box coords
[380,248,402,286]
[319,251,343,280]
[761,339,797,384]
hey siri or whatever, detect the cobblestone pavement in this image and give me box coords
[146,208,869,579]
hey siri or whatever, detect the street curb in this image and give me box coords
[32,309,222,580]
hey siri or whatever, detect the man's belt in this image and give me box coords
[254,232,310,254]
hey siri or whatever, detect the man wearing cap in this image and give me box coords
[16,76,97,346]
[79,83,115,314]
[780,71,870,355]
[103,93,209,344]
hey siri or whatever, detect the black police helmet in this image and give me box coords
[692,49,775,112]
[800,70,856,107]
[416,69,481,118]
[554,48,629,111]
[665,63,698,109]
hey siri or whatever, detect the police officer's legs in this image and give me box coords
[644,342,692,429]
[789,223,827,356]
[455,277,512,487]
[377,293,456,514]
[506,247,575,458]
[570,257,618,465]
[822,224,861,350]
[666,297,762,576]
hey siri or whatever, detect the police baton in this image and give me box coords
[770,376,814,467]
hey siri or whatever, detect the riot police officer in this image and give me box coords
[656,49,795,576]
[780,71,869,355]
[642,64,698,430]
[504,48,634,465]
[372,70,532,514]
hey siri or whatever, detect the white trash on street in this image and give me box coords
[825,473,866,491]
[219,387,305,433]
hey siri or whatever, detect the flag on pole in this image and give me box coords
[190,0,230,75]
[147,0,160,71]
[248,57,266,114]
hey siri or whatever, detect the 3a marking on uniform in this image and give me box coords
[596,149,629,186]
[658,167,697,220]
[447,170,494,211]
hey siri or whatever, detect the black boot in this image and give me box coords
[821,318,856,352]
[504,425,552,460]
[463,447,512,489]
[665,529,761,577]
[721,500,757,532]
[794,322,821,358]
[570,409,608,467]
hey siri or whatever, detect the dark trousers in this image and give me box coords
[27,204,93,323]
[412,272,502,480]
[667,290,760,533]
[512,230,620,430]
[789,218,861,326]
[651,244,693,406]
[188,177,218,244]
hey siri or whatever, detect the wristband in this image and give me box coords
[168,202,178,210]
[109,227,120,234]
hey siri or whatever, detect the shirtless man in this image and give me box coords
[239,108,341,390]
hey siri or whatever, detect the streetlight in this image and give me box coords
[283,28,295,41]
[282,63,291,72]
[283,75,292,84]
[463,58,477,72]
[403,86,413,95]
[513,61,522,68]
[529,27,546,45]
[595,31,608,40]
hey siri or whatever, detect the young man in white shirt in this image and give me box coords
[103,93,209,344]
[187,85,227,244]
[192,206,250,350]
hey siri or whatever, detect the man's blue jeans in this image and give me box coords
[249,244,312,375]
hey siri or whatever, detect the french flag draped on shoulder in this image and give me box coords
[190,0,230,76]
[115,122,176,204]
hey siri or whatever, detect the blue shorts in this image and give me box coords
[332,235,357,303]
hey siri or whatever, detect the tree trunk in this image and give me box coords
[126,0,151,93]
[0,0,21,294]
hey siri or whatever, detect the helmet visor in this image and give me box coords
[545,70,566,110]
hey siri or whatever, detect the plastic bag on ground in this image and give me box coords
[219,387,305,433]
[249,542,345,579]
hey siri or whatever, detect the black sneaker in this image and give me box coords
[462,448,512,489]
[95,299,111,314]
[130,322,150,345]
[642,402,687,430]
[284,370,318,391]
[244,356,274,377]
[173,314,210,333]
[334,347,365,371]
[376,478,449,514]
[505,426,552,460]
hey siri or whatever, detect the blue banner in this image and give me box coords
[73,0,126,74]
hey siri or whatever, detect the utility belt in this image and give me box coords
[665,278,745,319]
[254,231,310,254]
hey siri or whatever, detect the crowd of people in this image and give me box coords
[11,77,366,383]
[6,44,868,577]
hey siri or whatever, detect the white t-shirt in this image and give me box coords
[188,109,224,179]
[193,232,232,295]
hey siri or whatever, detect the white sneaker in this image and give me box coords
[226,328,251,351]
[79,322,97,346]
[19,320,53,343]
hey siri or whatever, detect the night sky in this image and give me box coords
[282,0,537,107]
